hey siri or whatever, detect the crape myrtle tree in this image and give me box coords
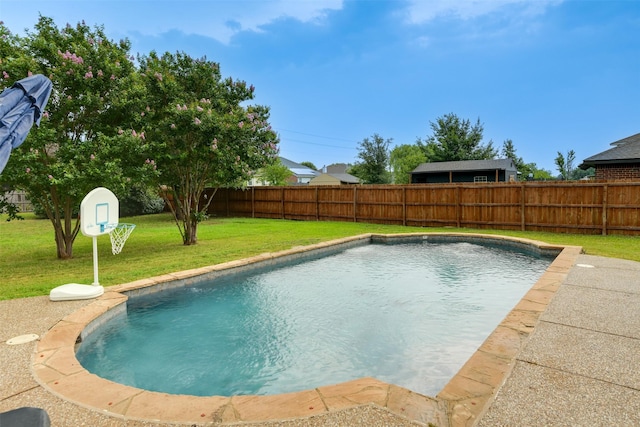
[0,18,156,259]
[418,113,497,162]
[138,51,279,245]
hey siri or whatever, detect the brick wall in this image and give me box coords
[595,163,640,180]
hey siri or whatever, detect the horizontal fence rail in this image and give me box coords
[203,181,640,236]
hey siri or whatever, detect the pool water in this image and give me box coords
[77,240,552,397]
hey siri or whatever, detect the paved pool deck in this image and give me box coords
[1,235,639,426]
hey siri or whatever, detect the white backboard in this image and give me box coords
[80,187,119,237]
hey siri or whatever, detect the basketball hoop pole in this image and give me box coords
[92,236,100,286]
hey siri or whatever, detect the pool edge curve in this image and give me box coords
[32,233,582,427]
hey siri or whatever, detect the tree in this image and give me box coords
[573,166,595,180]
[261,160,292,186]
[501,139,526,173]
[518,162,553,180]
[418,113,497,162]
[300,161,317,170]
[555,150,576,180]
[0,18,155,259]
[352,133,391,184]
[389,144,427,184]
[139,51,279,245]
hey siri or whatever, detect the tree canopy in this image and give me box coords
[260,159,292,186]
[418,113,497,162]
[0,17,156,258]
[138,51,279,244]
[352,133,391,184]
[389,144,426,184]
[555,150,576,180]
[0,17,278,256]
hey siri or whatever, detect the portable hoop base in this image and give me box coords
[49,283,104,301]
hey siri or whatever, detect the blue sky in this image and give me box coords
[2,0,639,173]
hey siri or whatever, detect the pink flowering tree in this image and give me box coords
[0,18,156,259]
[138,52,279,245]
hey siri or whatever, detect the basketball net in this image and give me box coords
[109,223,136,255]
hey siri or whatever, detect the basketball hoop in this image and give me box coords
[109,223,136,255]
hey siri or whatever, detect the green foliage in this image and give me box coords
[501,139,526,172]
[353,133,391,184]
[138,51,279,244]
[0,195,23,221]
[119,185,165,217]
[0,18,156,258]
[555,150,576,180]
[573,166,595,180]
[531,167,554,180]
[300,161,317,170]
[389,144,427,184]
[261,160,292,186]
[418,113,497,162]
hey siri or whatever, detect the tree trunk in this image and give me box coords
[54,225,74,259]
[45,191,80,259]
[183,217,198,245]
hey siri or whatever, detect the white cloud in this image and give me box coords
[2,0,344,45]
[141,0,344,43]
[404,0,563,24]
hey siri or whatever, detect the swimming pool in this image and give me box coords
[76,236,554,397]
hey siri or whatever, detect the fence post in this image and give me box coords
[281,187,285,219]
[251,187,255,218]
[315,186,319,221]
[602,183,608,236]
[353,186,357,222]
[521,183,526,231]
[456,185,461,227]
[402,186,407,226]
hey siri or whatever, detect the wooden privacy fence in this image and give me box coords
[203,181,640,236]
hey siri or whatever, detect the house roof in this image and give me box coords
[580,133,640,168]
[328,173,360,184]
[412,159,516,174]
[324,163,349,174]
[310,172,360,184]
[279,157,320,178]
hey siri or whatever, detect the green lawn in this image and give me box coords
[1,213,639,300]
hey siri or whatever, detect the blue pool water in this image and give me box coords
[77,240,553,397]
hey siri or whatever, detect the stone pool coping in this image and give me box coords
[32,233,581,426]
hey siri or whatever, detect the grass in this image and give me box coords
[1,212,639,300]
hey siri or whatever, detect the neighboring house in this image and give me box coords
[248,157,320,186]
[280,157,320,185]
[309,162,360,185]
[310,172,360,186]
[323,163,350,174]
[579,132,640,180]
[411,159,518,184]
[309,163,360,185]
